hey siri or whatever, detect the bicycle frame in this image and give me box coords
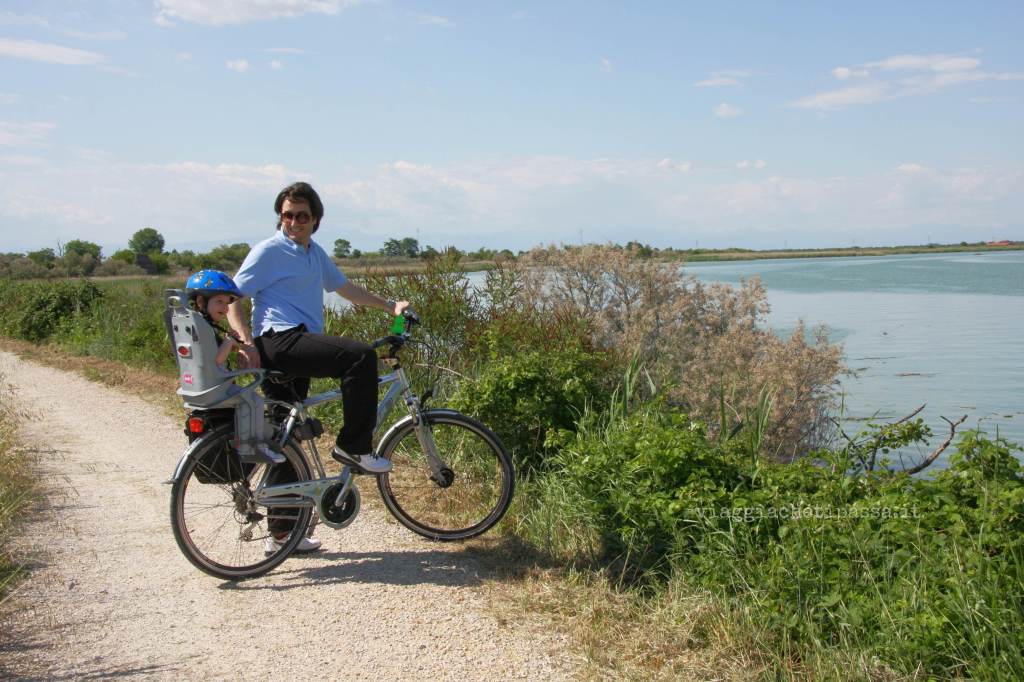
[252,362,451,510]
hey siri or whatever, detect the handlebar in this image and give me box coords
[371,309,419,352]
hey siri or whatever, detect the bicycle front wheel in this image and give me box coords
[170,425,313,580]
[377,410,514,541]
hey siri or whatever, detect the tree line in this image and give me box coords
[1,228,517,279]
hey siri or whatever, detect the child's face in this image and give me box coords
[203,294,235,322]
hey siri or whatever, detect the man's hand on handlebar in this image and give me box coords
[392,299,411,316]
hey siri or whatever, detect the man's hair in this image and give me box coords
[274,182,325,233]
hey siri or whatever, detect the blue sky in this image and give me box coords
[1,1,1022,256]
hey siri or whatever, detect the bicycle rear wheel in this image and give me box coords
[377,410,514,541]
[170,425,312,580]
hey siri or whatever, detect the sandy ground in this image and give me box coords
[0,351,574,680]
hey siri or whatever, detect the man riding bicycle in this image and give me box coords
[226,181,408,553]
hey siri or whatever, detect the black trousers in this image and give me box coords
[256,325,377,537]
[255,324,378,455]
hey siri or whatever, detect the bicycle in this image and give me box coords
[167,309,515,580]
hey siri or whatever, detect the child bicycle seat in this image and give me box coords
[163,289,264,410]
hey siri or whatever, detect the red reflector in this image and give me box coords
[177,345,190,356]
[187,417,205,434]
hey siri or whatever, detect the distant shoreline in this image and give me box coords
[337,242,1023,274]
[675,242,1023,263]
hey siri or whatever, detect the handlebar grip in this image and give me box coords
[372,335,402,349]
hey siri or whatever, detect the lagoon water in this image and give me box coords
[328,250,1023,466]
[683,251,1024,465]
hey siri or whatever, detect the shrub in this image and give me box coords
[450,342,608,475]
[516,245,844,458]
[7,280,103,342]
[526,395,1024,678]
[94,258,146,276]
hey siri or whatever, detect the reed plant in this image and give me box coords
[0,372,35,600]
[3,252,1017,679]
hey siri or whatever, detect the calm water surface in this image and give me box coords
[684,251,1024,465]
[328,251,1023,466]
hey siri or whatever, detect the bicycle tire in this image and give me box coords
[376,410,514,541]
[169,424,313,580]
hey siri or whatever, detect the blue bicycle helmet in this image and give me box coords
[184,270,242,303]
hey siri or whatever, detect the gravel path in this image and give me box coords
[0,351,573,680]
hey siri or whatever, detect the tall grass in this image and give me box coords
[1,256,1018,679]
[0,371,35,600]
[511,369,1024,679]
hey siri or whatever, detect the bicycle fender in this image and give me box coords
[170,427,228,482]
[377,408,464,448]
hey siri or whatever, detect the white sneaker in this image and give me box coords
[264,534,322,555]
[331,447,392,474]
[237,442,285,465]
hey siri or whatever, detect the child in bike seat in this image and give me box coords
[185,270,281,464]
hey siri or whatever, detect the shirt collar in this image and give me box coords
[274,229,311,253]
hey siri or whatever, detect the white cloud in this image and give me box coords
[792,83,890,110]
[0,157,311,252]
[226,59,250,72]
[600,58,612,73]
[866,54,981,72]
[0,38,105,66]
[417,13,454,27]
[694,69,752,87]
[715,102,741,118]
[657,158,693,173]
[0,92,21,105]
[61,29,126,41]
[0,121,56,146]
[270,60,283,70]
[0,12,51,29]
[176,52,191,61]
[695,76,739,87]
[970,96,1015,104]
[896,163,925,173]
[796,53,1024,110]
[266,47,307,54]
[737,159,767,169]
[831,66,868,80]
[156,0,363,26]
[1,153,1021,252]
[0,154,47,167]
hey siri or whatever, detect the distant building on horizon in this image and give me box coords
[986,240,1012,246]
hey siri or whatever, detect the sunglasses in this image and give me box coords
[280,211,313,225]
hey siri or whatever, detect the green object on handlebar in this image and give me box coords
[390,314,406,335]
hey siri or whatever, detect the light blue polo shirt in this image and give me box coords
[234,231,347,336]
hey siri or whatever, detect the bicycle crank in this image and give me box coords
[318,482,361,529]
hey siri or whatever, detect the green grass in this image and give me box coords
[0,372,35,600]
[1,267,1020,679]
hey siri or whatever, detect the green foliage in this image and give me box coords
[333,238,351,258]
[111,249,136,264]
[0,373,37,600]
[380,237,420,258]
[135,251,170,275]
[196,243,250,271]
[0,280,103,342]
[450,341,608,475]
[62,239,102,261]
[128,227,165,255]
[58,278,178,370]
[26,248,56,268]
[519,397,1024,678]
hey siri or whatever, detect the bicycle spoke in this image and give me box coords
[378,413,513,540]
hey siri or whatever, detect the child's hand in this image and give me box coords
[237,343,260,369]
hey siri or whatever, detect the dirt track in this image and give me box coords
[0,351,573,680]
